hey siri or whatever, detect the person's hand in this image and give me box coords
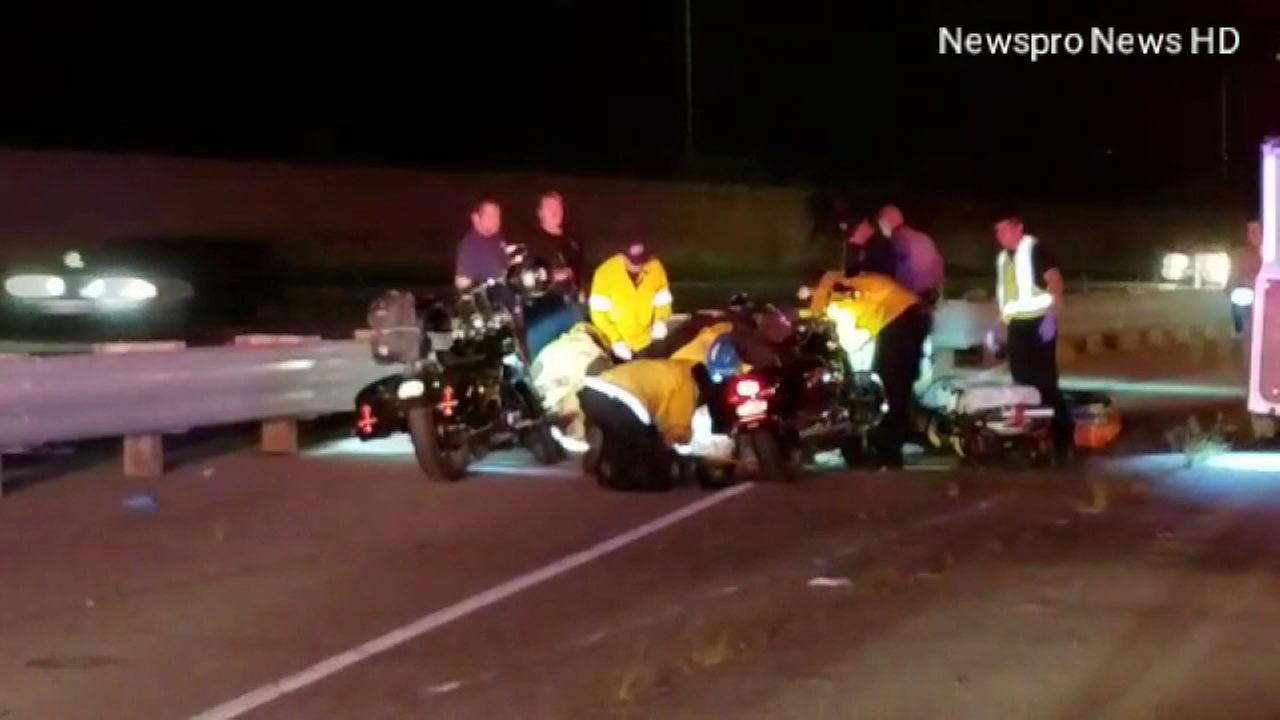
[612,341,633,360]
[651,320,668,340]
[849,220,875,246]
[1039,314,1057,343]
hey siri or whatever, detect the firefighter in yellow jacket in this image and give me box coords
[588,242,673,360]
[578,339,741,491]
[809,270,927,468]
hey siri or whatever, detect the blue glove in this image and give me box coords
[1039,314,1057,343]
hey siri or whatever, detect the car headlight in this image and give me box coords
[80,277,157,302]
[4,274,66,299]
[1161,253,1191,281]
[1196,252,1231,288]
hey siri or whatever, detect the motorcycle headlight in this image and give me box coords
[520,269,537,289]
[397,379,426,400]
[5,274,66,299]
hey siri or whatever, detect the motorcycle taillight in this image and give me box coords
[355,404,379,436]
[437,385,458,417]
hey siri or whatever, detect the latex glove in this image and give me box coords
[651,320,668,340]
[984,329,1002,356]
[1039,314,1057,343]
[611,341,633,360]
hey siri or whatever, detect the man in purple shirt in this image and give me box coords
[455,195,511,291]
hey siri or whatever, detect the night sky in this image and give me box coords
[3,2,1279,200]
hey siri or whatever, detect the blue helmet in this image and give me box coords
[706,336,743,383]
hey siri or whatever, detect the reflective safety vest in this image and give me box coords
[588,255,673,351]
[996,235,1054,323]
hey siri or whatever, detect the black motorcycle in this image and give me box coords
[354,255,562,481]
[700,303,886,482]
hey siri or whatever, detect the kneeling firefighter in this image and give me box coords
[579,339,742,491]
[810,270,928,468]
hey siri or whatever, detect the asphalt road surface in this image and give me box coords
[4,396,1280,720]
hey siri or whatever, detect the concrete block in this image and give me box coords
[261,418,299,455]
[123,434,165,478]
[1144,328,1169,347]
[1117,330,1142,352]
[233,334,321,347]
[92,340,186,354]
[1084,333,1106,354]
[1170,327,1194,345]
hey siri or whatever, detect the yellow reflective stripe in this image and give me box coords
[652,288,673,307]
[588,294,613,312]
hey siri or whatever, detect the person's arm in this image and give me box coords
[651,262,673,323]
[455,235,478,291]
[588,268,628,355]
[659,382,696,446]
[1034,243,1064,312]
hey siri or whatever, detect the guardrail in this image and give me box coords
[0,287,1240,490]
[0,338,388,486]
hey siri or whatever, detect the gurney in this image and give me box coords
[918,375,1056,466]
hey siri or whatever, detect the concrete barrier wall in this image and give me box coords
[931,289,1235,355]
[0,149,1242,284]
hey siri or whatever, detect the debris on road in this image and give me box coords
[121,492,160,514]
[425,680,463,695]
[808,576,853,589]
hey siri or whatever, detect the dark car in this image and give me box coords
[0,236,282,343]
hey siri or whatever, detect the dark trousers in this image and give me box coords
[525,296,586,360]
[871,305,930,466]
[1008,317,1075,455]
[578,387,672,492]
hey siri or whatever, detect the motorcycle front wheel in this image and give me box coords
[407,406,471,482]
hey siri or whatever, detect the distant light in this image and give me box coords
[1230,287,1255,307]
[80,278,105,299]
[1161,252,1191,281]
[274,359,316,372]
[4,274,66,299]
[1203,453,1280,473]
[1196,252,1231,288]
[63,251,84,269]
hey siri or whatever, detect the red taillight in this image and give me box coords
[734,378,761,399]
[356,404,378,435]
[436,385,457,417]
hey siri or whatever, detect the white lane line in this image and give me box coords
[190,482,755,720]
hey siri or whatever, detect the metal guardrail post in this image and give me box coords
[233,335,322,456]
[92,341,187,478]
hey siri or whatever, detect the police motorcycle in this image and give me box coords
[685,292,887,484]
[353,246,562,482]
